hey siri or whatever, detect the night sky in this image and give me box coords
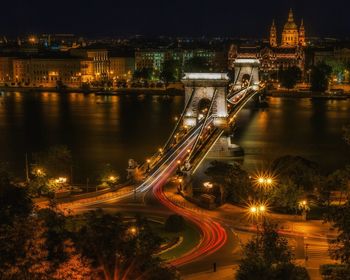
[1,0,349,38]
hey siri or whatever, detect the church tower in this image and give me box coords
[281,9,299,48]
[299,19,306,46]
[270,20,277,47]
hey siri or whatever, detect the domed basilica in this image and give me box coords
[270,9,306,48]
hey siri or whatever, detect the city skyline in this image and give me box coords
[1,0,349,38]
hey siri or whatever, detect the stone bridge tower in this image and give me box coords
[182,73,230,128]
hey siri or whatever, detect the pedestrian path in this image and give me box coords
[183,265,238,280]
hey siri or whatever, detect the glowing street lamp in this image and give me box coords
[247,202,268,223]
[178,178,183,192]
[203,181,213,190]
[55,177,67,184]
[298,200,310,221]
[128,226,138,237]
[33,168,46,177]
[146,159,151,172]
[107,175,118,186]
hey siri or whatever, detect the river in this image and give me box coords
[0,91,349,182]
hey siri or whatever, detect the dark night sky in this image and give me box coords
[1,0,349,38]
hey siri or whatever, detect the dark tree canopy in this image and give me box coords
[271,155,320,191]
[0,169,33,225]
[184,56,210,73]
[279,66,302,89]
[310,63,332,92]
[205,161,252,204]
[236,222,309,280]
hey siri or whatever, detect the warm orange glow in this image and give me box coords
[203,182,213,189]
[253,171,277,189]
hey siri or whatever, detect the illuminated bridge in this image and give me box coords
[136,58,263,193]
[74,58,265,267]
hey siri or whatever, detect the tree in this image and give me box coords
[236,221,309,280]
[51,239,98,280]
[327,166,350,205]
[310,63,332,92]
[160,59,181,85]
[0,168,33,226]
[279,66,302,89]
[165,215,185,233]
[205,161,253,204]
[320,264,350,280]
[98,163,119,188]
[271,155,320,192]
[133,68,153,81]
[76,210,175,280]
[184,56,210,73]
[0,217,51,279]
[324,200,350,266]
[271,179,304,212]
[33,145,72,180]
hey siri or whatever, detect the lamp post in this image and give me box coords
[146,159,151,172]
[203,181,213,191]
[178,178,183,193]
[298,200,309,221]
[177,160,181,173]
[248,203,267,229]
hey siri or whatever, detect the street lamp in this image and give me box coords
[177,160,181,173]
[33,167,46,177]
[247,202,268,224]
[55,177,67,184]
[128,226,138,237]
[298,200,310,221]
[203,181,213,190]
[146,159,151,172]
[108,176,117,184]
[178,178,183,192]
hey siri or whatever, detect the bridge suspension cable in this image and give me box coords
[162,87,196,152]
[187,88,218,162]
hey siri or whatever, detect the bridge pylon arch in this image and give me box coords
[182,73,230,128]
[233,59,260,91]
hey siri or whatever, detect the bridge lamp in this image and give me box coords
[158,148,163,154]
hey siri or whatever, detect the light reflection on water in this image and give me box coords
[0,92,349,183]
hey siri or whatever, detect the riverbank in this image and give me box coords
[0,86,184,96]
[266,90,350,99]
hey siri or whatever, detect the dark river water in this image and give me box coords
[0,91,349,182]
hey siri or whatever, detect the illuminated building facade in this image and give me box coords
[273,9,306,48]
[228,9,306,80]
[12,57,82,87]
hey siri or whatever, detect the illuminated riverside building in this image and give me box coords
[229,9,306,80]
[70,48,109,81]
[0,57,13,83]
[135,49,226,74]
[12,56,83,87]
[109,57,135,81]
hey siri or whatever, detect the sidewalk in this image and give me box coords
[183,265,238,280]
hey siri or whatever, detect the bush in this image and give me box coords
[164,215,185,233]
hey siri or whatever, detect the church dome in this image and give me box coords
[284,21,298,30]
[283,9,298,31]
